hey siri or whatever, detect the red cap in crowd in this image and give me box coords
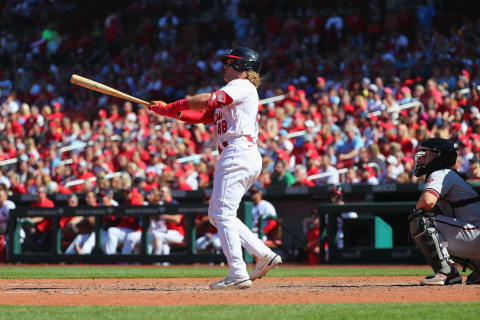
[400,86,411,95]
[198,173,210,183]
[146,170,156,177]
[184,163,194,172]
[174,169,185,178]
[451,123,461,131]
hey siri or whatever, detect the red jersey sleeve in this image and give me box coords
[207,90,233,110]
[179,109,215,124]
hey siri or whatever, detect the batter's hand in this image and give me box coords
[148,100,184,119]
[148,100,167,114]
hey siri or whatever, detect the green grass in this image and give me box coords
[0,265,438,279]
[0,303,479,320]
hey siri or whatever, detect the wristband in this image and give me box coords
[167,98,190,112]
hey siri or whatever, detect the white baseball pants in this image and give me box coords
[65,231,107,254]
[151,229,184,255]
[121,229,184,255]
[435,215,480,268]
[196,233,222,251]
[208,142,270,278]
[105,227,137,254]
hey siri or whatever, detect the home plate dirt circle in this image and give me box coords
[0,277,479,305]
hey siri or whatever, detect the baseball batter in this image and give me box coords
[149,47,281,289]
[409,138,480,285]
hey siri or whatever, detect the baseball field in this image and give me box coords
[0,264,479,320]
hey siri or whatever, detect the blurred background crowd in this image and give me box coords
[1,0,480,206]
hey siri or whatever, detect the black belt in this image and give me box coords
[450,197,480,208]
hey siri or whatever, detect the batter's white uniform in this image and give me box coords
[424,169,480,268]
[208,78,271,279]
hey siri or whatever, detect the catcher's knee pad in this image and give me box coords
[409,209,450,274]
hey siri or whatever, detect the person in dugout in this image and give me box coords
[250,187,280,246]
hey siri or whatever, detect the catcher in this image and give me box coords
[409,138,480,285]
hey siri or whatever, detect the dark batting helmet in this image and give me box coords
[413,138,457,177]
[220,47,261,73]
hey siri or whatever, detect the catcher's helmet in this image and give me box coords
[413,138,457,177]
[220,47,261,73]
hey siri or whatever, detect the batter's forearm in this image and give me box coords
[178,109,214,124]
[185,93,211,111]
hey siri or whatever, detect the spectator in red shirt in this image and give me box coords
[396,124,414,155]
[59,193,85,250]
[175,171,192,191]
[107,104,121,123]
[9,174,26,194]
[143,171,159,191]
[26,186,54,251]
[421,79,443,107]
[50,102,64,121]
[293,164,315,187]
[306,215,321,265]
[282,85,300,109]
[71,160,95,193]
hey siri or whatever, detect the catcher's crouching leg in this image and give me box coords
[451,256,480,285]
[409,209,451,275]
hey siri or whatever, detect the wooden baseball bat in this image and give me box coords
[70,74,150,106]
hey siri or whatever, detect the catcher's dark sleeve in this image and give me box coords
[178,109,215,124]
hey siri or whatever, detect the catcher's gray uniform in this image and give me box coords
[423,169,480,267]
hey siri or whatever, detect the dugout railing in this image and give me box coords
[7,202,255,264]
[317,201,425,264]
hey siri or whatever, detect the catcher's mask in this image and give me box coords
[413,138,457,177]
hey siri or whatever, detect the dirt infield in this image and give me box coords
[1,276,479,305]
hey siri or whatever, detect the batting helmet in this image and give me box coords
[413,138,457,177]
[220,47,261,73]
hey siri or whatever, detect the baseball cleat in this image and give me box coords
[466,271,480,285]
[249,251,282,281]
[420,268,462,286]
[209,276,252,290]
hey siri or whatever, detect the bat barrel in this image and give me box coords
[70,74,150,106]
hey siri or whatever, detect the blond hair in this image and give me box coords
[244,71,261,88]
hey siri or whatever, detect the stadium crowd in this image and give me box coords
[1,1,480,254]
